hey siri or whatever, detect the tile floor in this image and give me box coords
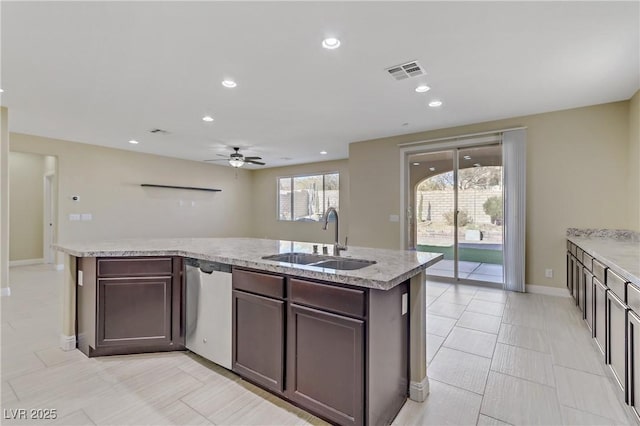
[426,259,504,284]
[1,265,638,425]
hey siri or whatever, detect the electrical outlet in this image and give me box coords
[545,268,553,278]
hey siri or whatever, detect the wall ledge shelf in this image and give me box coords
[141,184,222,192]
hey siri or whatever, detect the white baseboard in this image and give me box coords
[409,377,430,402]
[9,258,44,267]
[526,284,571,297]
[54,263,64,271]
[0,287,11,297]
[59,334,76,351]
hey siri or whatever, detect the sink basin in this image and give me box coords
[261,252,325,265]
[261,252,376,271]
[312,259,377,270]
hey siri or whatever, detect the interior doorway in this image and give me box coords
[43,173,55,263]
[408,144,504,284]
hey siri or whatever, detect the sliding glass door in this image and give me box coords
[409,144,504,284]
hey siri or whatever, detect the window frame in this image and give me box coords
[276,171,340,222]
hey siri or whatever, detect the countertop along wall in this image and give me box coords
[10,133,254,264]
[251,159,349,245]
[349,100,632,288]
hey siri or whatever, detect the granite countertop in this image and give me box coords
[567,234,640,287]
[54,238,443,290]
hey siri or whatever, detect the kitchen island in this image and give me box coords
[55,238,442,426]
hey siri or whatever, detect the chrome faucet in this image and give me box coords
[321,207,347,256]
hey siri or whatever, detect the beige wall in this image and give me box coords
[251,160,349,245]
[9,152,45,261]
[10,133,254,261]
[629,90,640,231]
[350,101,631,288]
[1,108,9,289]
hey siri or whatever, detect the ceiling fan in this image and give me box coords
[204,147,265,168]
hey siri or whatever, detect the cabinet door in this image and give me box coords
[627,311,640,420]
[583,269,594,334]
[97,277,172,347]
[594,278,607,358]
[287,303,364,426]
[573,257,581,305]
[607,291,627,394]
[577,261,585,313]
[232,290,285,394]
[567,253,573,293]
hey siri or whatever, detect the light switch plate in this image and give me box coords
[81,213,92,221]
[389,214,400,222]
[69,214,81,221]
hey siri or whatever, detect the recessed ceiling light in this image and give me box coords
[0,89,4,93]
[129,140,139,144]
[415,85,430,93]
[473,163,481,167]
[413,162,420,166]
[320,151,328,155]
[322,37,341,49]
[202,116,214,122]
[221,80,237,88]
[429,167,436,171]
[463,155,471,160]
[428,100,443,107]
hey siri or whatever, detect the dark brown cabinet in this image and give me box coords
[287,303,364,426]
[77,256,185,357]
[594,277,608,358]
[97,276,172,347]
[232,289,285,393]
[231,267,409,426]
[606,290,628,394]
[628,311,640,420]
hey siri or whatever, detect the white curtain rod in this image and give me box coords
[397,126,528,147]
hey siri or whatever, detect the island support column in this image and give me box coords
[409,270,429,401]
[60,254,77,351]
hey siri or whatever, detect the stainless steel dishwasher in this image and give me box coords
[185,258,232,369]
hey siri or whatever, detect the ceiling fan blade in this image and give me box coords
[216,153,229,158]
[247,160,265,165]
[244,156,262,161]
[204,159,229,162]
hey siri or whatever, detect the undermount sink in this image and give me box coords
[312,259,376,270]
[261,252,376,271]
[261,253,325,265]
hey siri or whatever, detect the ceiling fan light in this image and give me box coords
[229,158,245,168]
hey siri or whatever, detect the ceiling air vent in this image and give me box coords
[149,128,170,135]
[385,61,426,81]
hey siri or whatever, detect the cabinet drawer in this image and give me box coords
[607,270,628,302]
[576,247,584,263]
[97,257,173,277]
[233,269,285,299]
[593,259,607,284]
[571,243,577,256]
[583,253,593,272]
[628,284,640,313]
[289,278,366,318]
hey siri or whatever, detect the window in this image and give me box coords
[278,172,339,221]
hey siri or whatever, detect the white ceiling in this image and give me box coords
[2,1,638,168]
